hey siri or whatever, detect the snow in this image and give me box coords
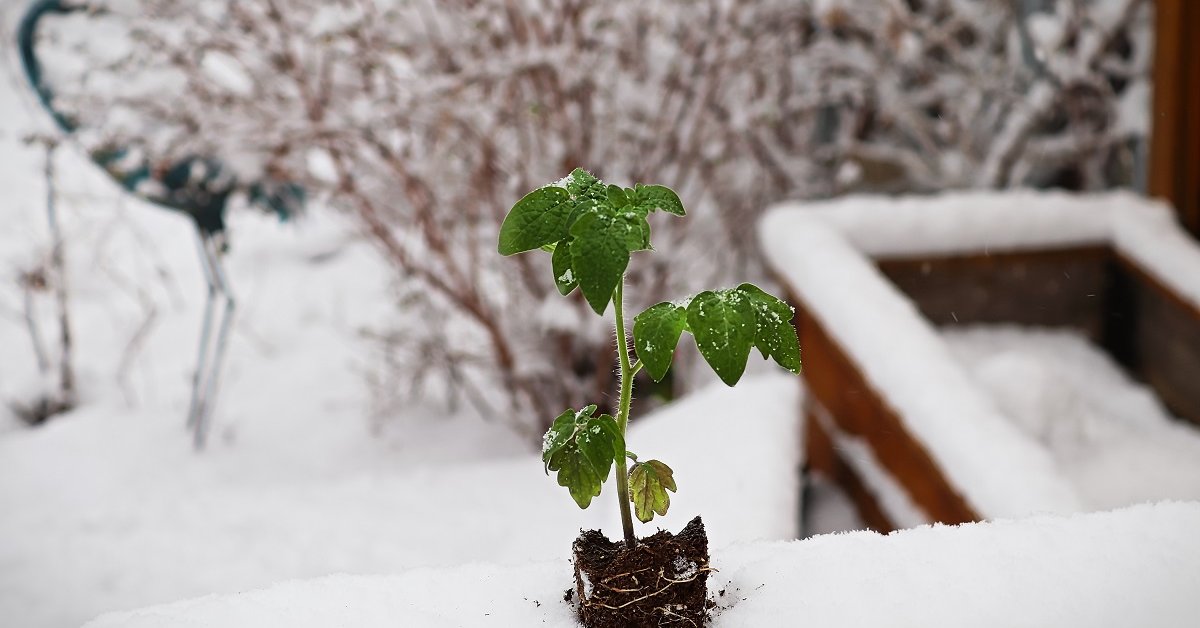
[766,190,1200,310]
[86,501,1200,627]
[945,326,1200,510]
[0,372,801,628]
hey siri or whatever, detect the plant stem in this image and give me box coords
[612,280,637,546]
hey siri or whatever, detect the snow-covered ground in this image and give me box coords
[87,501,1200,628]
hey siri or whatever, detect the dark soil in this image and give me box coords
[572,516,710,628]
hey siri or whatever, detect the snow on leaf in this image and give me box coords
[497,186,573,255]
[566,168,607,205]
[737,283,802,374]
[551,238,578,295]
[686,289,755,386]
[633,302,689,382]
[628,459,677,523]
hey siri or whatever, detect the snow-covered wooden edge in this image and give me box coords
[85,502,1200,627]
[770,189,1200,309]
[759,190,1200,520]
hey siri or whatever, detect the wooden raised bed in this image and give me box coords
[761,193,1200,533]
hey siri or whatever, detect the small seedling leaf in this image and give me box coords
[622,212,653,251]
[570,211,632,314]
[567,168,607,204]
[542,405,624,509]
[633,302,689,381]
[633,183,685,216]
[687,289,755,386]
[552,238,578,295]
[498,186,573,255]
[737,283,801,373]
[607,184,631,208]
[629,459,676,523]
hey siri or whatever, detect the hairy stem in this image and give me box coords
[612,279,637,546]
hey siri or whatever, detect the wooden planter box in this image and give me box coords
[761,192,1200,532]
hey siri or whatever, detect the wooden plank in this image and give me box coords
[1109,254,1200,426]
[791,296,980,525]
[1182,0,1200,237]
[804,404,896,534]
[1149,0,1200,237]
[877,246,1111,338]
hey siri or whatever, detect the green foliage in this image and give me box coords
[497,187,573,256]
[632,184,685,216]
[687,289,756,386]
[632,302,688,381]
[628,459,677,523]
[632,284,801,387]
[542,405,625,509]
[551,239,577,295]
[569,211,635,314]
[498,169,801,535]
[738,283,803,374]
[496,168,681,314]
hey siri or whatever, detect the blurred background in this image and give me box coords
[0,0,1196,626]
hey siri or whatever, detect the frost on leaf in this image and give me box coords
[633,302,689,382]
[542,405,624,509]
[686,289,755,386]
[738,282,801,374]
[566,168,607,205]
[629,459,676,523]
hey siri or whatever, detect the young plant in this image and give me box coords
[498,168,801,545]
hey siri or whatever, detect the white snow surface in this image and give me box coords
[88,501,1200,628]
[945,326,1200,510]
[0,369,800,628]
[766,189,1200,309]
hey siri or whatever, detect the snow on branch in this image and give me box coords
[33,0,1152,437]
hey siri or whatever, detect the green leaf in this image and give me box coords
[542,405,624,509]
[737,283,802,373]
[629,459,677,523]
[551,238,578,295]
[498,186,573,255]
[622,211,653,251]
[633,302,689,381]
[570,211,633,315]
[567,168,607,204]
[564,197,603,234]
[607,184,631,208]
[634,183,685,216]
[687,289,755,386]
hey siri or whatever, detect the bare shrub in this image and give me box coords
[34,0,1150,438]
